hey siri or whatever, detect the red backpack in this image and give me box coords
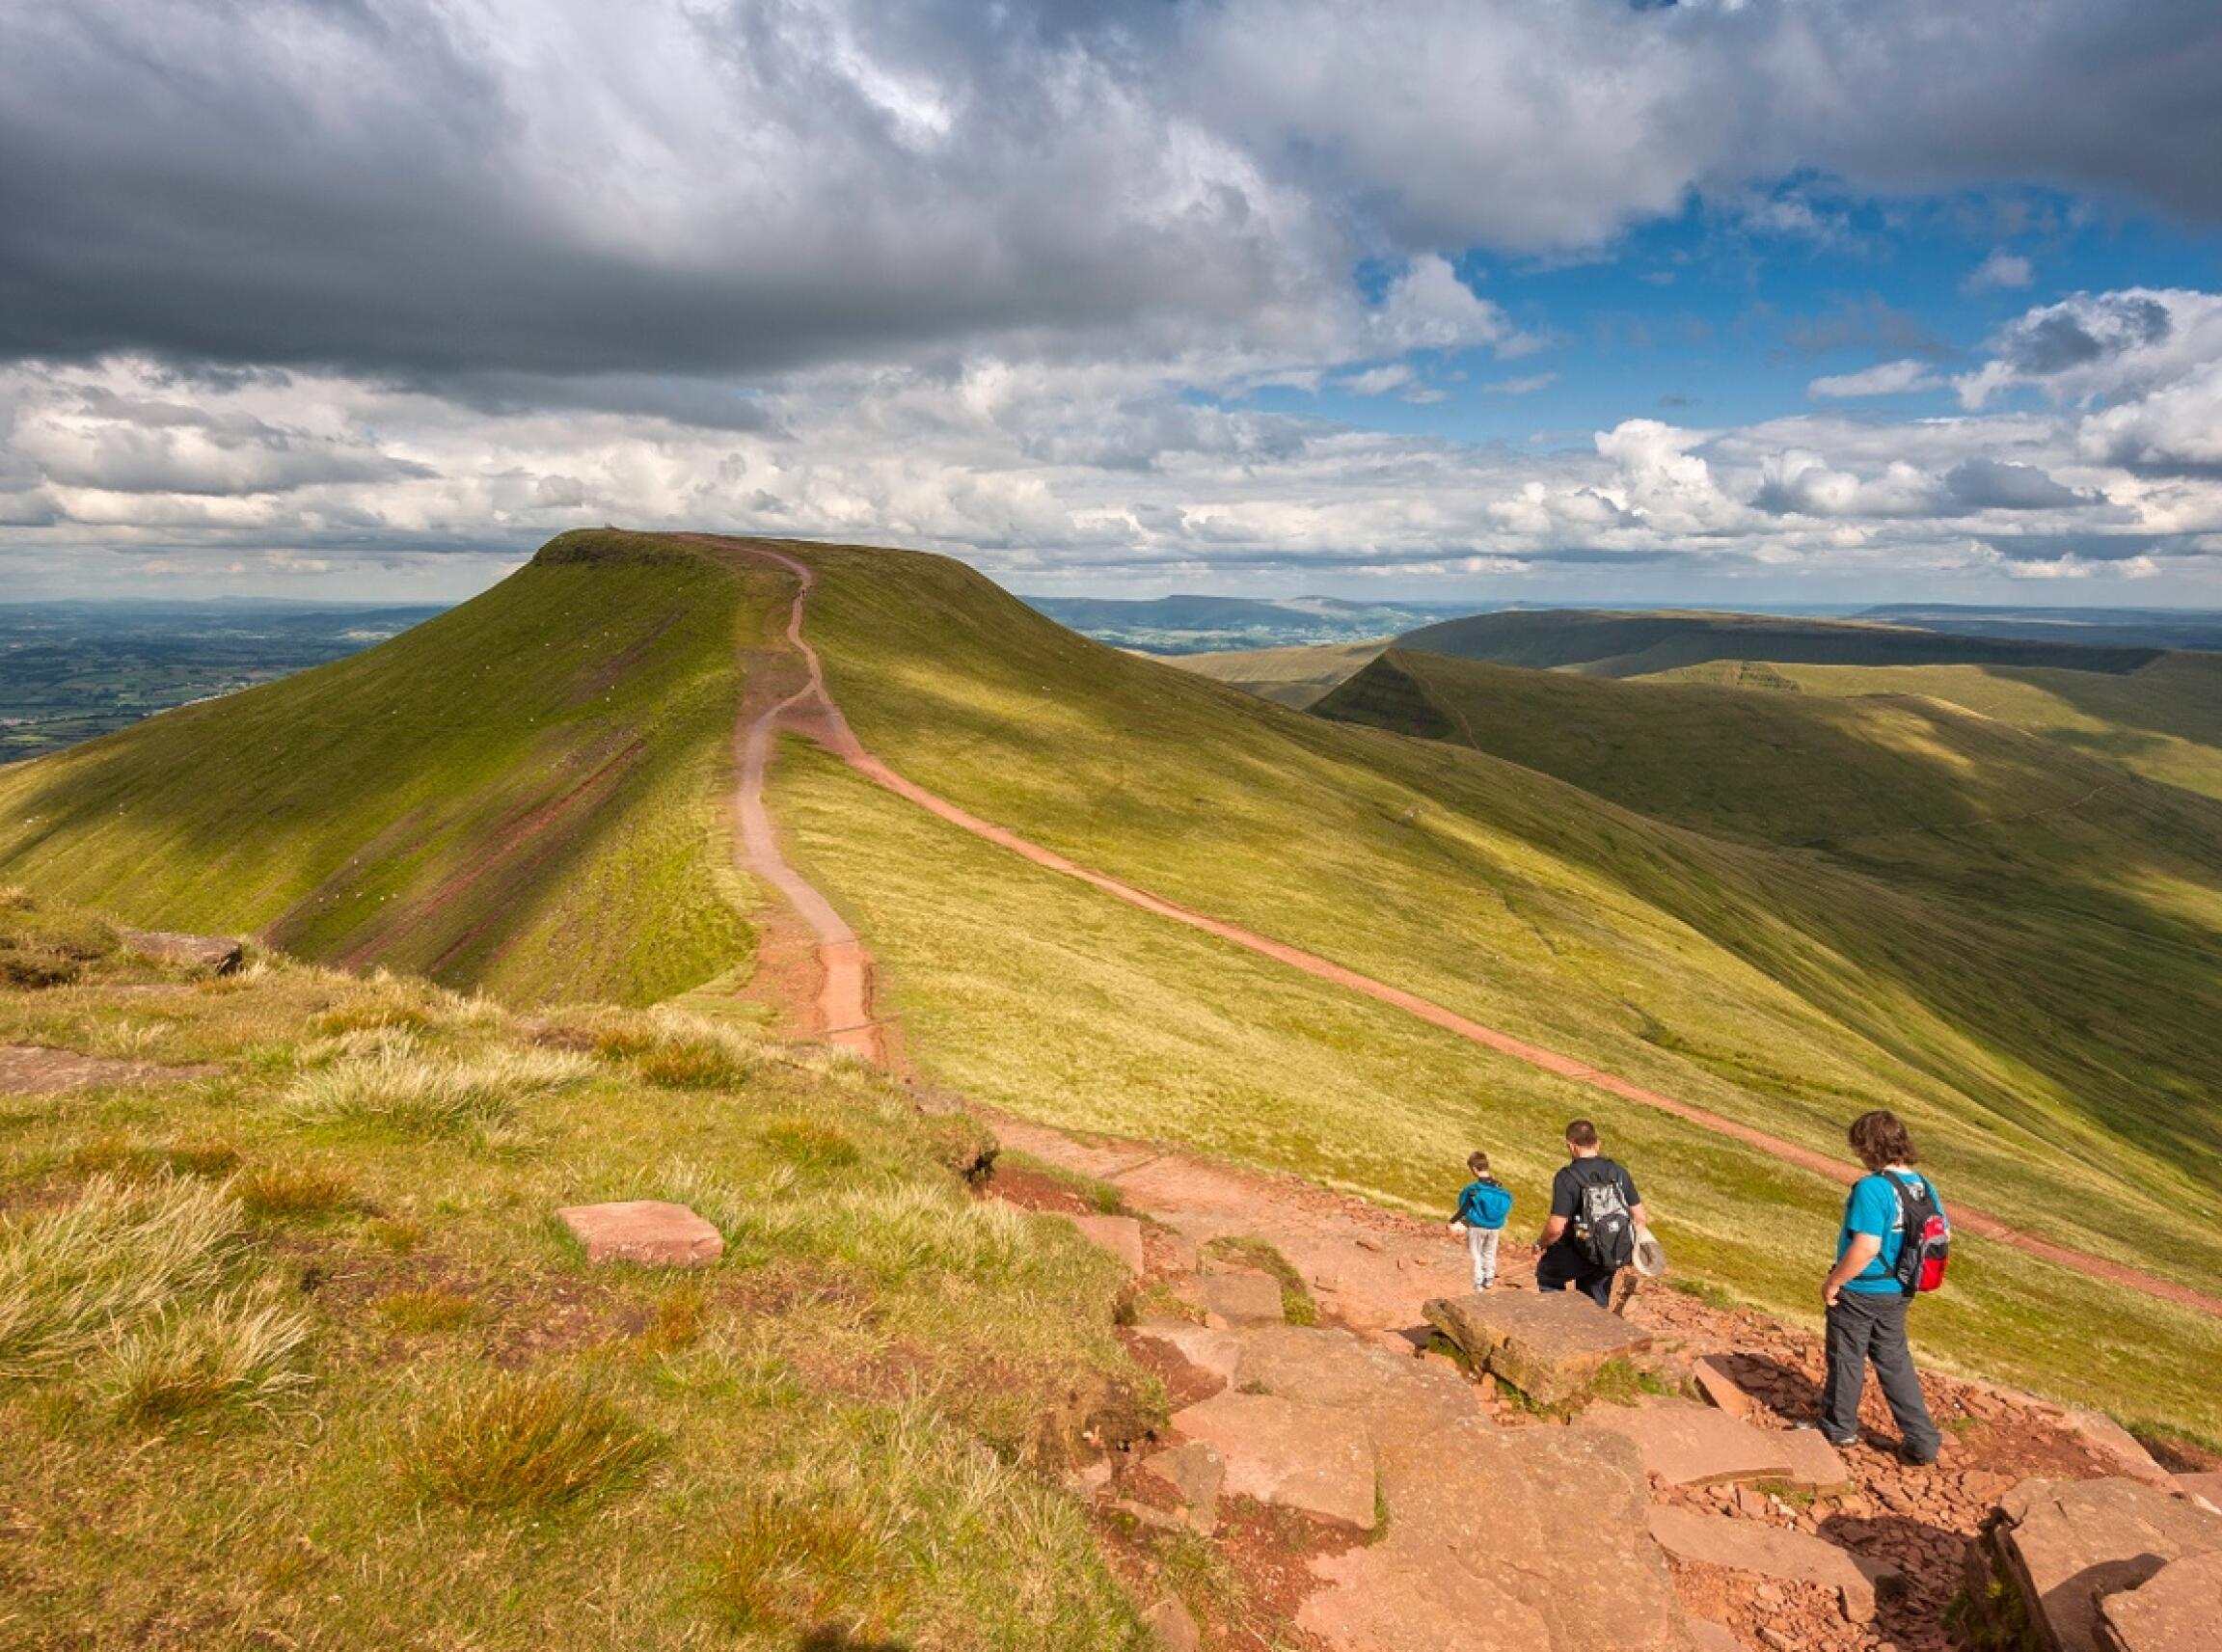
[1886,1173,1950,1295]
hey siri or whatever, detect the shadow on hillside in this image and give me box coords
[799,1632,910,1651]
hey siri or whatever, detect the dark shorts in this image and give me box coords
[1534,1244,1615,1309]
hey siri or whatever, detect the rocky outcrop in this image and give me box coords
[1965,1476,2222,1652]
[555,1200,724,1266]
[1170,1390,1377,1529]
[116,927,244,974]
[1649,1505,1898,1624]
[2097,1549,2222,1652]
[1424,1287,1653,1405]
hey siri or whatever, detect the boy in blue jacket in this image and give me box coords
[1448,1151,1514,1290]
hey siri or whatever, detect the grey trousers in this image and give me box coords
[1821,1289,1941,1461]
[1466,1226,1501,1289]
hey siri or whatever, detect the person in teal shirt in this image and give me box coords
[1812,1110,1943,1464]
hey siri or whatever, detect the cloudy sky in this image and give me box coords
[6,0,2222,605]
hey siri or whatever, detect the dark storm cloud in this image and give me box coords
[1997,297,2172,376]
[5,0,2222,398]
[1943,459,2100,511]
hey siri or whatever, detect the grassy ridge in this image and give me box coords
[0,531,759,1005]
[1398,608,2165,677]
[769,539,2222,1432]
[0,897,1149,1648]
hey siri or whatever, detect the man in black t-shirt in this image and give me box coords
[1531,1119,1647,1309]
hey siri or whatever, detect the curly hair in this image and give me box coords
[1848,1109,1919,1170]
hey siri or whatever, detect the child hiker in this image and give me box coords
[1448,1151,1514,1290]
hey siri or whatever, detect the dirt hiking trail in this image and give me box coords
[691,533,2222,1324]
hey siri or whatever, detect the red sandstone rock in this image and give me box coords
[1581,1395,1796,1488]
[2097,1549,2222,1652]
[1171,1390,1377,1530]
[1200,1268,1286,1326]
[1423,1288,1652,1406]
[1063,1212,1145,1275]
[555,1200,723,1266]
[1694,1354,1757,1420]
[1648,1505,1898,1624]
[1977,1476,2222,1652]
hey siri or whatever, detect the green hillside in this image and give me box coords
[0,893,1146,1648]
[766,539,2222,1435]
[0,531,762,1005]
[1398,608,2164,677]
[1656,654,2222,802]
[1160,640,1383,708]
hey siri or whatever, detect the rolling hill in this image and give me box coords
[0,530,764,1005]
[4,528,2219,1439]
[1160,640,1385,708]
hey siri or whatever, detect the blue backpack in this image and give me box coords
[1461,1179,1514,1227]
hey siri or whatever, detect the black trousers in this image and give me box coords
[1535,1245,1615,1308]
[1821,1289,1941,1460]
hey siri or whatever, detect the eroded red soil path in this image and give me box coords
[694,533,2222,1323]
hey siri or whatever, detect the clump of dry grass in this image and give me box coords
[402,1370,662,1514]
[105,1286,312,1425]
[375,1286,475,1334]
[698,1489,903,1636]
[0,1177,242,1382]
[0,889,119,988]
[284,1046,592,1135]
[237,1162,359,1219]
[66,1135,240,1182]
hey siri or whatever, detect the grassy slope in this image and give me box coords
[1666,654,2222,802]
[1159,641,1384,708]
[770,541,2222,1433]
[0,898,1148,1650]
[1396,609,2167,677]
[0,532,758,1006]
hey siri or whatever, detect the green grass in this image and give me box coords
[1161,640,1384,709]
[757,537,2222,1436]
[0,903,1152,1649]
[0,531,763,1006]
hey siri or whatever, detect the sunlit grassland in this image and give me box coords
[1160,640,1385,709]
[1713,654,2222,802]
[774,740,2222,1437]
[0,531,761,1006]
[0,929,1148,1650]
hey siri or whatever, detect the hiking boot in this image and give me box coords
[1795,1421,1859,1449]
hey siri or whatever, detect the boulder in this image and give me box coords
[1300,1416,1690,1651]
[556,1200,724,1266]
[2098,1549,2222,1652]
[1171,1390,1376,1530]
[1064,1212,1145,1276]
[116,927,244,974]
[1580,1395,1797,1488]
[1423,1289,1652,1406]
[1201,1268,1286,1326]
[1647,1505,1896,1624]
[1974,1476,2222,1652]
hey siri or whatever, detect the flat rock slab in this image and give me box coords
[116,927,243,974]
[1980,1476,2222,1652]
[1201,1268,1285,1326]
[1687,1622,1743,1652]
[1771,1425,1852,1493]
[556,1200,724,1267]
[1424,1288,1651,1406]
[1172,1390,1376,1530]
[1302,1416,1688,1651]
[1063,1212,1145,1276]
[1581,1395,1798,1488]
[1138,1442,1226,1533]
[1649,1505,1896,1624]
[1128,1318,1244,1386]
[2058,1410,2175,1488]
[0,1044,215,1095]
[2099,1548,2222,1652]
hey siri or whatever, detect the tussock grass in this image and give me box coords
[700,1488,900,1635]
[284,1046,591,1135]
[65,1135,241,1182]
[105,1286,312,1424]
[403,1370,663,1514]
[0,890,119,988]
[238,1161,359,1218]
[0,1176,242,1381]
[375,1286,476,1334]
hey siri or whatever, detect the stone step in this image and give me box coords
[1424,1287,1652,1406]
[1061,1212,1145,1275]
[1646,1505,1897,1625]
[1170,1390,1377,1530]
[555,1200,723,1266]
[1201,1267,1286,1326]
[2099,1548,2222,1652]
[1579,1395,1848,1493]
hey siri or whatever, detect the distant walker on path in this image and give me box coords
[1531,1120,1646,1309]
[1813,1109,1946,1466]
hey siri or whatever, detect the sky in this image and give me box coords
[6,1,2222,606]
